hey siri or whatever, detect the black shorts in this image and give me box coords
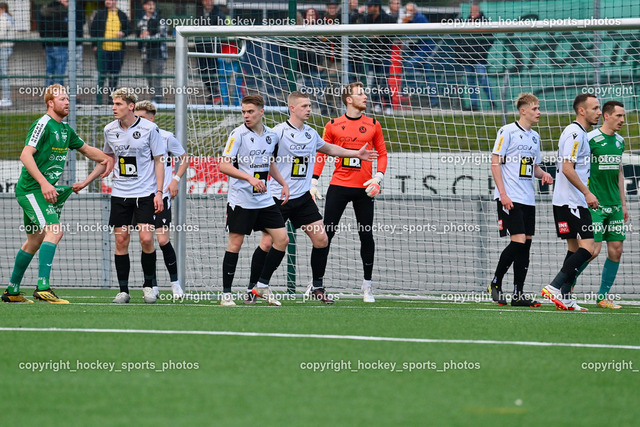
[553,205,594,240]
[323,185,374,236]
[496,201,535,237]
[274,191,323,229]
[109,194,156,227]
[155,197,172,229]
[226,203,285,235]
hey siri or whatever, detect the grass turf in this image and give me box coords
[1,289,639,426]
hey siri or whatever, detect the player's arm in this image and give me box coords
[153,154,165,212]
[311,123,334,200]
[166,153,188,198]
[534,164,553,185]
[363,122,388,198]
[72,154,116,193]
[219,157,266,193]
[269,160,289,205]
[618,164,629,222]
[20,145,58,203]
[562,160,598,209]
[77,143,115,177]
[490,153,512,210]
[317,143,378,162]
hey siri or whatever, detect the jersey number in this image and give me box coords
[119,156,138,177]
[291,156,309,178]
[519,157,534,178]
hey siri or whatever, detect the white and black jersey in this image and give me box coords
[223,124,279,209]
[552,121,590,208]
[271,120,326,199]
[103,116,165,198]
[492,121,541,206]
[159,128,186,203]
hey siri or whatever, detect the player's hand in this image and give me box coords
[622,205,629,222]
[100,156,115,178]
[166,180,179,198]
[249,177,266,193]
[154,192,164,213]
[363,172,384,198]
[586,192,599,209]
[499,193,513,210]
[280,183,290,205]
[356,144,378,162]
[72,182,87,194]
[541,172,553,186]
[310,178,323,201]
[41,182,58,203]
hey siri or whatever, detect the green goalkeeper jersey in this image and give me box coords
[16,114,85,196]
[587,128,624,206]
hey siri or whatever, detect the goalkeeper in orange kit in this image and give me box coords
[312,82,388,302]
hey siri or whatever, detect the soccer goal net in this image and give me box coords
[173,19,640,298]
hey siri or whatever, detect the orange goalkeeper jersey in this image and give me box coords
[313,114,388,188]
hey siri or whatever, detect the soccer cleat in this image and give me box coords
[511,294,541,307]
[142,287,157,304]
[252,287,281,306]
[597,298,622,309]
[112,292,131,304]
[220,292,237,307]
[152,286,159,298]
[311,287,334,304]
[304,283,313,299]
[171,283,184,298]
[541,285,567,310]
[488,284,507,305]
[362,283,375,303]
[564,299,588,311]
[243,291,256,305]
[33,288,69,304]
[2,290,33,303]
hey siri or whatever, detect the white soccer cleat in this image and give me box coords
[252,287,281,306]
[541,285,565,310]
[565,299,588,311]
[112,292,131,304]
[152,286,159,297]
[304,283,313,299]
[362,282,376,303]
[220,292,236,307]
[171,282,185,298]
[143,287,157,304]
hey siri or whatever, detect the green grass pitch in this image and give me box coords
[1,289,639,426]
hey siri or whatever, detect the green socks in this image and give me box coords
[8,249,35,294]
[597,258,619,301]
[37,242,57,290]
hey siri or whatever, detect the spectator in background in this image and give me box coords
[456,3,495,111]
[324,0,340,24]
[217,3,244,106]
[388,0,403,23]
[348,0,366,83]
[0,1,15,107]
[196,0,225,105]
[39,0,69,86]
[90,0,131,104]
[402,2,438,108]
[298,8,325,111]
[364,0,395,114]
[136,0,167,103]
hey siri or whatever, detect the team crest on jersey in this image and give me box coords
[266,136,272,144]
[61,128,68,141]
[305,132,311,139]
[359,126,366,133]
[54,132,60,142]
[341,126,345,130]
[532,136,537,144]
[133,131,141,139]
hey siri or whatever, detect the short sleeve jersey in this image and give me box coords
[313,114,388,188]
[102,116,165,198]
[552,121,590,208]
[588,128,624,206]
[222,124,279,209]
[159,128,186,199]
[270,120,326,199]
[492,121,542,206]
[16,114,85,196]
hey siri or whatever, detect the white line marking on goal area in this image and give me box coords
[0,327,638,351]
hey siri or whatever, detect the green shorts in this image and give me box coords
[17,186,74,234]
[589,204,626,242]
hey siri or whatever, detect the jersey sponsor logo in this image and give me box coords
[519,157,534,178]
[249,149,267,156]
[359,126,367,133]
[337,136,358,143]
[516,145,533,150]
[252,170,268,193]
[558,221,570,234]
[289,143,307,151]
[291,156,309,178]
[572,132,578,139]
[133,131,141,139]
[224,138,235,155]
[48,154,67,162]
[119,156,138,177]
[498,219,503,231]
[342,157,361,169]
[570,141,580,159]
[496,136,504,152]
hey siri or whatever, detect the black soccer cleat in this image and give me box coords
[243,291,257,305]
[488,284,507,306]
[511,294,541,307]
[311,288,334,305]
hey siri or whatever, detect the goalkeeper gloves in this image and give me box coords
[310,178,323,201]
[363,172,384,198]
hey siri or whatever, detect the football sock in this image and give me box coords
[141,251,156,288]
[513,239,531,295]
[222,251,239,293]
[160,242,178,282]
[248,246,268,290]
[8,249,34,294]
[37,242,57,290]
[360,233,375,281]
[492,241,523,288]
[257,248,285,285]
[115,254,130,293]
[311,246,329,288]
[559,248,592,298]
[597,258,619,301]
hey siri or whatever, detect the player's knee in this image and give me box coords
[259,233,273,252]
[313,233,329,248]
[272,233,289,251]
[156,232,170,247]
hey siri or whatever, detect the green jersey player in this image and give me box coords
[2,84,113,303]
